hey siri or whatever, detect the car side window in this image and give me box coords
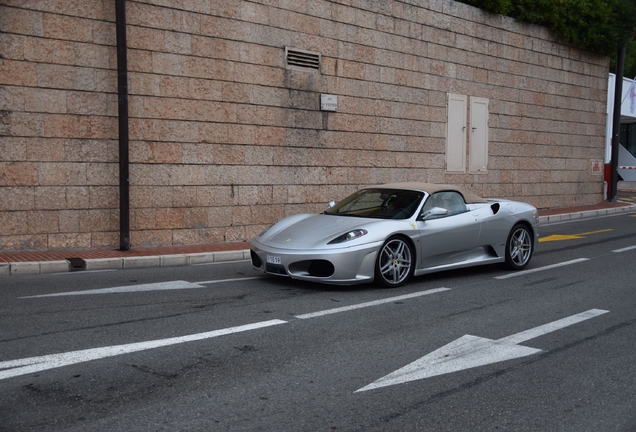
[421,191,467,219]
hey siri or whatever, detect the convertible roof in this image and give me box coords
[374,182,488,204]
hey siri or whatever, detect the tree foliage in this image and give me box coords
[610,38,636,78]
[457,0,636,58]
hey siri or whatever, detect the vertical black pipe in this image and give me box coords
[115,0,130,250]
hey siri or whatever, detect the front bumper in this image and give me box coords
[250,239,382,285]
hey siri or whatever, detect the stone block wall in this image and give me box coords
[1,1,119,250]
[0,0,609,250]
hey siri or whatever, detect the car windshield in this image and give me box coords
[325,188,424,219]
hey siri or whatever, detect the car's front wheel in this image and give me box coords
[505,223,533,270]
[375,236,414,287]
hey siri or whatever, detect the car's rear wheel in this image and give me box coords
[505,224,533,270]
[375,236,414,287]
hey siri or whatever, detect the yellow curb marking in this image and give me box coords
[539,228,613,243]
[539,235,584,242]
[579,229,614,235]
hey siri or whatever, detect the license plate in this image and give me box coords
[266,255,282,265]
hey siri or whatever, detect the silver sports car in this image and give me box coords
[250,182,539,287]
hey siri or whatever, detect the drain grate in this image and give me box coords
[66,257,86,271]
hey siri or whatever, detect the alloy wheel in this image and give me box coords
[506,225,533,269]
[376,237,413,287]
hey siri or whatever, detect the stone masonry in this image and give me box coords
[0,0,609,251]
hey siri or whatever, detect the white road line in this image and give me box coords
[356,309,609,391]
[4,287,451,380]
[495,258,590,280]
[195,276,262,284]
[193,259,250,266]
[294,288,451,319]
[0,320,287,380]
[498,309,609,344]
[612,245,636,253]
[21,277,262,298]
[52,269,117,276]
[21,281,206,298]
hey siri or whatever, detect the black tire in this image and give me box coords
[375,236,414,287]
[505,224,533,270]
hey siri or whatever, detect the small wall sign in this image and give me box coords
[321,94,338,111]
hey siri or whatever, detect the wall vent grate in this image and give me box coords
[285,47,321,72]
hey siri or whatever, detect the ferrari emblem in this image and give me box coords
[286,239,291,243]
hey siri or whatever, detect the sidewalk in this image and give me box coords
[1,199,635,276]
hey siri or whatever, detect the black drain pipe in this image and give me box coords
[115,0,130,250]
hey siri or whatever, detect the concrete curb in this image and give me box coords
[538,203,636,224]
[4,250,251,276]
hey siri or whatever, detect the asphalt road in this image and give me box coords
[1,212,636,431]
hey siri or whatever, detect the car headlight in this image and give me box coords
[327,229,368,244]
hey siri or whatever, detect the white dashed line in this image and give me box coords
[612,245,636,253]
[495,258,590,279]
[0,320,288,380]
[4,287,451,380]
[294,288,451,319]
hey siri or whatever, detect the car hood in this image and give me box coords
[263,214,380,248]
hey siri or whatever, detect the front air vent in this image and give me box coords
[285,47,321,72]
[250,250,262,268]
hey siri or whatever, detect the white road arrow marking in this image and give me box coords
[21,280,206,298]
[21,278,264,298]
[356,309,609,392]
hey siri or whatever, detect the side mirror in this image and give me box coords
[328,201,336,208]
[421,207,447,220]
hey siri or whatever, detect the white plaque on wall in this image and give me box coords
[321,94,338,111]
